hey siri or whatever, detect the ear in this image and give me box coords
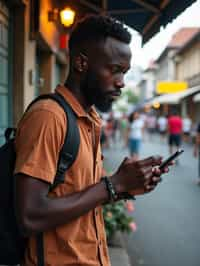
[74,54,88,73]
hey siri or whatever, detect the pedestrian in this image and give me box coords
[157,114,167,141]
[167,109,183,157]
[146,112,157,140]
[14,15,167,266]
[104,117,114,147]
[119,113,129,147]
[193,122,200,185]
[182,115,192,143]
[127,111,145,160]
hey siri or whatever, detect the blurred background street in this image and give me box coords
[1,1,200,265]
[103,134,200,266]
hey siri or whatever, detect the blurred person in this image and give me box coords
[182,115,192,143]
[100,123,108,150]
[104,117,114,147]
[146,112,157,140]
[119,113,129,147]
[110,114,119,144]
[193,122,200,185]
[14,15,168,266]
[157,115,167,141]
[127,111,145,160]
[191,121,198,144]
[167,110,183,157]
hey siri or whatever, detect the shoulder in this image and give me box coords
[17,99,67,140]
[26,99,66,123]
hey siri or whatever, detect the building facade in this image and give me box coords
[175,30,200,121]
[0,0,69,144]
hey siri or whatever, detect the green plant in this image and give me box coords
[103,201,135,240]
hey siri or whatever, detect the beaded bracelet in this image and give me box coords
[102,176,118,203]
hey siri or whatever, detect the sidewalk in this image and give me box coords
[109,246,131,266]
[108,231,131,266]
[103,142,131,266]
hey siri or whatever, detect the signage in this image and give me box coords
[156,81,188,94]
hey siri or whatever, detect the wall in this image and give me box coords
[12,0,36,125]
[176,42,200,82]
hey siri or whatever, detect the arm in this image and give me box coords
[15,155,163,236]
[14,107,163,236]
[15,173,108,236]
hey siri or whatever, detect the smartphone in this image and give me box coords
[159,149,184,170]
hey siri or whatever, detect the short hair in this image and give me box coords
[69,14,131,53]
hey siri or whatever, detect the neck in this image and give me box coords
[65,75,92,112]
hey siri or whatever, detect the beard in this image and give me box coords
[81,69,113,113]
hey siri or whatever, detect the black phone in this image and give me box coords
[159,149,184,170]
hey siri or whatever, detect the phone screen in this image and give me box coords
[159,149,184,170]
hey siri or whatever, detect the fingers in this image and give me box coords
[142,166,154,180]
[139,156,162,167]
[144,176,162,192]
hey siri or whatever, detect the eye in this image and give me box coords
[110,65,122,74]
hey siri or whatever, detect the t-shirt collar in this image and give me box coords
[55,85,101,125]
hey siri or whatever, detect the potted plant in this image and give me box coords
[103,200,137,244]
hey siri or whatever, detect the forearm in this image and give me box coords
[16,177,108,235]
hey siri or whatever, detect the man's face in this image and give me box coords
[80,37,131,112]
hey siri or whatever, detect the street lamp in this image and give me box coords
[48,7,76,27]
[60,7,76,27]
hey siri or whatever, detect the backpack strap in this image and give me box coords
[26,92,80,266]
[4,127,16,142]
[47,93,80,189]
[26,92,80,186]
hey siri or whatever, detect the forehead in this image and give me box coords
[89,37,131,65]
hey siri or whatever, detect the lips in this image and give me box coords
[108,91,121,101]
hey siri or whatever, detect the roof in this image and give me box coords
[156,27,200,62]
[168,27,200,48]
[175,28,200,54]
[61,0,198,43]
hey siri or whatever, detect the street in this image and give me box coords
[103,134,200,266]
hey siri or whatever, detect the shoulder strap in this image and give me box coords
[48,93,80,188]
[26,93,80,187]
[32,93,80,266]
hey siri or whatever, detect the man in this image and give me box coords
[14,15,165,266]
[167,110,183,156]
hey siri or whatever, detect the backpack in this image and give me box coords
[0,92,80,265]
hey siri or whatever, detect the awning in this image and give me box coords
[63,0,197,43]
[148,85,200,105]
[193,93,200,102]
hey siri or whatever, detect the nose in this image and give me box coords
[114,74,125,89]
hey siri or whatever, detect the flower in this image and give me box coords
[125,201,135,212]
[106,211,113,218]
[103,201,135,240]
[129,221,137,232]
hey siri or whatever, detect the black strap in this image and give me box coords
[48,93,80,188]
[26,92,80,187]
[36,233,44,266]
[4,127,16,142]
[28,92,80,266]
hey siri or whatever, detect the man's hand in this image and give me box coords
[110,156,163,196]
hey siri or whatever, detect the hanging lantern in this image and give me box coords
[60,7,75,27]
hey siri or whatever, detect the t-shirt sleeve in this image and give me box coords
[14,109,65,184]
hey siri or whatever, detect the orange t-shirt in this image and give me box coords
[14,85,111,266]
